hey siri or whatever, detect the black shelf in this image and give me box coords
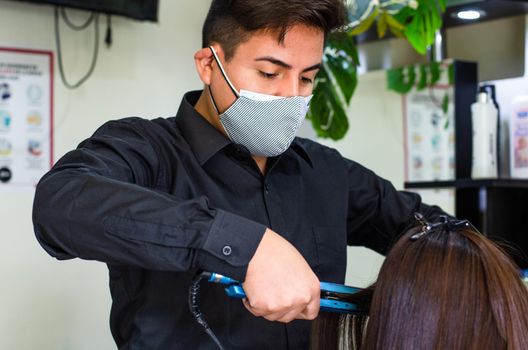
[404,181,455,189]
[405,178,528,269]
[405,178,528,190]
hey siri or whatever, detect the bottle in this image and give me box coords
[479,84,501,177]
[510,94,528,178]
[471,91,498,179]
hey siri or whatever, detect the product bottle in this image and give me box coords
[471,91,498,179]
[510,94,528,178]
[479,84,501,176]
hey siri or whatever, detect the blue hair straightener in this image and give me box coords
[208,272,364,314]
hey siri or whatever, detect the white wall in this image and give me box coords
[0,1,211,349]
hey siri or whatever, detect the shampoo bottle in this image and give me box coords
[479,84,501,176]
[471,91,498,179]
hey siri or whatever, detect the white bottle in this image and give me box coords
[471,92,498,179]
[510,94,528,178]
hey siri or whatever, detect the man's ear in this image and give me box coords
[194,47,215,85]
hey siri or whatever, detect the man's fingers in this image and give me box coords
[243,295,320,323]
[272,305,307,323]
[242,298,264,317]
[296,297,320,321]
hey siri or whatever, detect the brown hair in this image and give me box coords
[202,0,347,60]
[312,225,528,349]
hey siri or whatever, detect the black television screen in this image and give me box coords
[9,0,159,21]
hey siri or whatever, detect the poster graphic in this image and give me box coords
[404,86,455,182]
[0,47,53,189]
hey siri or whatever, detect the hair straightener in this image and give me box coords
[207,272,365,314]
[189,271,367,350]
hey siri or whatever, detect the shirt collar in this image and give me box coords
[175,90,231,165]
[175,90,313,168]
[288,138,314,168]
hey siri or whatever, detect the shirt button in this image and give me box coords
[264,184,269,194]
[222,245,232,256]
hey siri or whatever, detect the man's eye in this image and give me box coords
[259,71,277,79]
[301,77,314,84]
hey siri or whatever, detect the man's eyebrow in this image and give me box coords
[254,56,321,72]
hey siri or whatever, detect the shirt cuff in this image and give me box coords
[196,209,267,282]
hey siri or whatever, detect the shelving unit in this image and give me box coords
[403,60,528,269]
[405,178,528,189]
[406,179,528,269]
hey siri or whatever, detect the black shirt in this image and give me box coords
[33,90,443,349]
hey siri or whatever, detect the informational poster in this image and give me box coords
[403,85,455,182]
[0,47,53,189]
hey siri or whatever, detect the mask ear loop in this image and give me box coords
[209,46,240,98]
[207,86,221,115]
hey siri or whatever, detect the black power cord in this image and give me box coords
[105,14,113,47]
[54,6,100,89]
[188,271,225,350]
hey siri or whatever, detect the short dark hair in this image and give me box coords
[202,0,347,60]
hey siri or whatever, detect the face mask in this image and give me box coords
[208,46,312,157]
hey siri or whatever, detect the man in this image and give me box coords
[33,0,444,349]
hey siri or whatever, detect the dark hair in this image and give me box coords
[202,0,347,60]
[311,224,528,349]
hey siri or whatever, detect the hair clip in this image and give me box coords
[410,213,472,241]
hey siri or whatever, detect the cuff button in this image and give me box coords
[222,245,232,256]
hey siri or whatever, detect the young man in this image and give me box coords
[33,1,444,349]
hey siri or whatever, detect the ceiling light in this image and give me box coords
[455,10,485,21]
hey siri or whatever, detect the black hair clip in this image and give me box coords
[410,213,473,241]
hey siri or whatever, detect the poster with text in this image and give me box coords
[404,85,455,182]
[0,47,53,190]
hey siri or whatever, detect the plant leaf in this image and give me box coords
[442,91,449,114]
[349,7,379,36]
[448,63,455,85]
[417,64,427,90]
[404,13,428,55]
[386,13,406,31]
[326,33,359,103]
[389,24,405,38]
[308,68,349,139]
[438,0,447,12]
[377,12,388,38]
[309,35,358,140]
[429,61,441,85]
[325,54,357,104]
[396,0,445,55]
[387,66,416,94]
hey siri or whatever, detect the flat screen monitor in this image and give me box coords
[9,0,159,21]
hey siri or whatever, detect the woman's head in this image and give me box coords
[312,215,528,350]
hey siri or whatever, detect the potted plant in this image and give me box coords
[309,0,447,139]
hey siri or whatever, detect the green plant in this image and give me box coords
[387,61,454,128]
[308,0,447,140]
[308,33,359,140]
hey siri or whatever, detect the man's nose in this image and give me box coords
[278,76,300,97]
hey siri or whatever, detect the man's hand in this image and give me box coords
[242,228,320,323]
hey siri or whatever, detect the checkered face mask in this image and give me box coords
[209,46,312,157]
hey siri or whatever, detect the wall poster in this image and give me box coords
[0,47,53,189]
[403,84,455,182]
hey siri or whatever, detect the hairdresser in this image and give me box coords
[32,0,446,349]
